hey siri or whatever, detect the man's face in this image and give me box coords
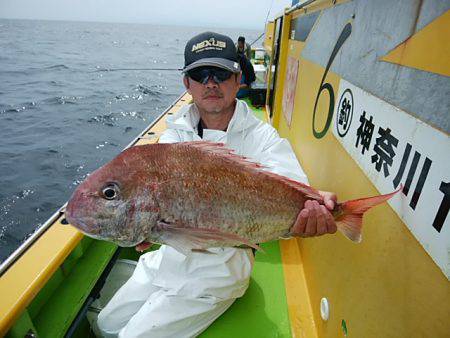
[238,41,245,49]
[184,68,241,114]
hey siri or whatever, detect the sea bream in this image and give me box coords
[65,141,399,254]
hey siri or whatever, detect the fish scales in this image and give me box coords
[156,144,305,239]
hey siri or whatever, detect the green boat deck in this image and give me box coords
[201,242,291,337]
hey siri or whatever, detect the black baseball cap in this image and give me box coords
[183,32,241,74]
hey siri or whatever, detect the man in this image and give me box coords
[97,32,336,338]
[236,52,256,99]
[236,36,252,59]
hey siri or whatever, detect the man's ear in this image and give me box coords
[183,76,191,94]
[235,72,242,85]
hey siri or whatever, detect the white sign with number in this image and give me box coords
[332,79,450,279]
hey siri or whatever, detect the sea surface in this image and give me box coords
[0,18,259,263]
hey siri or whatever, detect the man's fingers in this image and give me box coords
[294,199,338,238]
[324,195,336,210]
[304,200,313,209]
[304,201,318,237]
[325,198,334,210]
[135,241,152,252]
[319,191,337,211]
[323,207,338,234]
[316,205,328,235]
[291,208,308,235]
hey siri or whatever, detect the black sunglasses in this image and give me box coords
[187,67,234,84]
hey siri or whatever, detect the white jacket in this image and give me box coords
[159,99,308,183]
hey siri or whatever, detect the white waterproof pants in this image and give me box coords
[97,245,254,338]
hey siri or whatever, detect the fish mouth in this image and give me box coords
[65,213,85,230]
[65,214,100,235]
[66,213,147,248]
[75,227,137,247]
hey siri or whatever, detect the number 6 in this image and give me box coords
[313,22,352,139]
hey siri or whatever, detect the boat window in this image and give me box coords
[267,17,283,116]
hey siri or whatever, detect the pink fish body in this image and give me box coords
[65,142,398,254]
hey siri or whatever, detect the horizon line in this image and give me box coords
[0,16,266,31]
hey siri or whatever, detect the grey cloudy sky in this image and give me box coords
[0,0,292,29]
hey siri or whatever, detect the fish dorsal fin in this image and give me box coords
[179,141,322,200]
[259,171,322,200]
[178,141,264,170]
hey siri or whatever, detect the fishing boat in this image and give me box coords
[1,1,449,337]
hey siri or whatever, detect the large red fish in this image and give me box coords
[65,142,398,254]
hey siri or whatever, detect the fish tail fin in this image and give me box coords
[335,187,401,243]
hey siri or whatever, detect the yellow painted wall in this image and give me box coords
[275,44,450,336]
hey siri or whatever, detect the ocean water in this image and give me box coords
[0,18,259,263]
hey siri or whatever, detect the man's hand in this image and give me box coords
[135,241,152,252]
[290,191,338,237]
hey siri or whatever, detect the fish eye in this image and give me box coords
[102,183,119,200]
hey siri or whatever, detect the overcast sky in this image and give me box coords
[0,0,292,29]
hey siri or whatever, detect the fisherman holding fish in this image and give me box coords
[90,31,334,337]
[66,32,396,337]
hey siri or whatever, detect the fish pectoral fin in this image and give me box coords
[157,221,261,253]
[156,221,213,256]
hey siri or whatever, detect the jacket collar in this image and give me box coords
[165,99,259,134]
